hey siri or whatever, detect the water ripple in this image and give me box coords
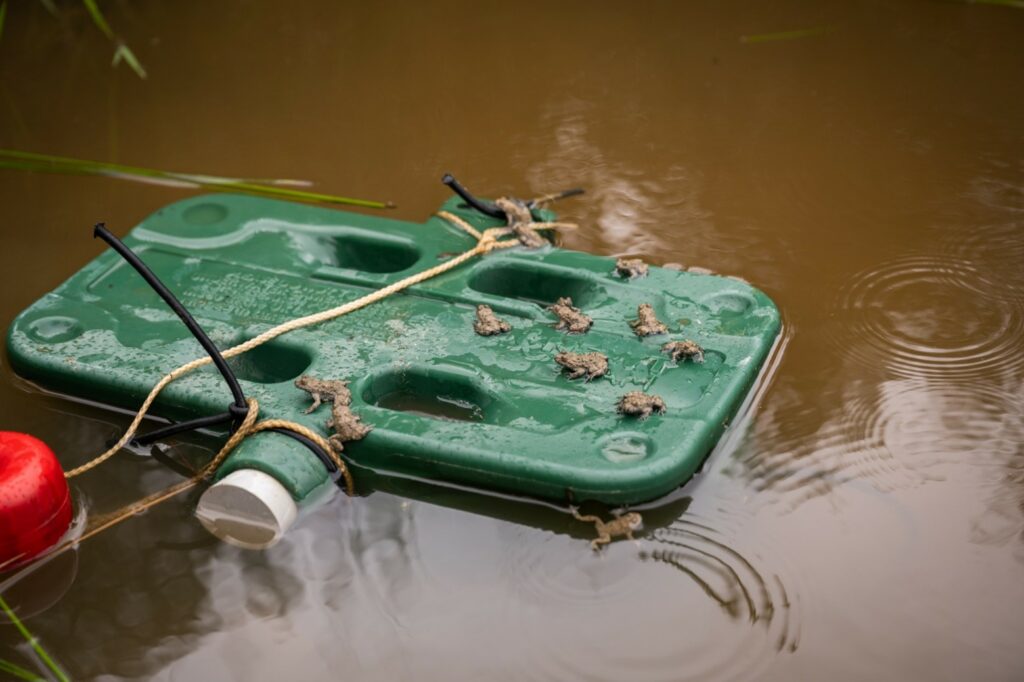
[830,254,1024,381]
[736,377,1023,508]
[504,510,799,682]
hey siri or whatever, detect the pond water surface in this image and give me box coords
[1,1,1022,680]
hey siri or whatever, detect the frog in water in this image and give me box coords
[571,507,643,550]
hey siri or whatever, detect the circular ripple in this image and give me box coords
[868,379,1023,470]
[504,512,800,682]
[830,255,1024,381]
[940,220,1024,302]
[734,376,1023,508]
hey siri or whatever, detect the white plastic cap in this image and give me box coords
[195,469,298,549]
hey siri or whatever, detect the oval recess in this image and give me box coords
[468,260,603,308]
[363,364,500,423]
[599,432,654,463]
[183,202,229,226]
[26,316,83,344]
[317,231,421,274]
[702,291,756,314]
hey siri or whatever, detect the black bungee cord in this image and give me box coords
[93,223,340,481]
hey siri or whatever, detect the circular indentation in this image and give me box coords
[468,261,602,308]
[322,233,421,273]
[364,365,494,422]
[183,202,229,226]
[226,341,313,384]
[703,292,755,314]
[27,316,83,344]
[599,432,653,463]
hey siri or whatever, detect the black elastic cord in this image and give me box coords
[95,223,340,481]
[265,427,340,477]
[442,173,585,222]
[442,173,505,219]
[93,223,247,412]
[132,410,235,447]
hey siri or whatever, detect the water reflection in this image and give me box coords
[528,99,789,283]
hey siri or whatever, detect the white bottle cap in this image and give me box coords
[195,469,298,549]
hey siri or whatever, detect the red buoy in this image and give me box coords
[0,432,72,569]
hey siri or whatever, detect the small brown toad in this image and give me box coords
[571,507,643,550]
[615,257,648,279]
[327,404,372,451]
[617,391,666,418]
[473,304,512,336]
[662,340,705,364]
[554,351,608,381]
[296,375,352,412]
[495,197,546,248]
[548,297,592,334]
[629,303,668,337]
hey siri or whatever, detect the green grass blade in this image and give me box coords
[0,595,68,682]
[0,2,7,45]
[0,659,45,682]
[112,43,147,80]
[38,0,59,17]
[0,149,394,208]
[741,25,833,44]
[81,0,113,39]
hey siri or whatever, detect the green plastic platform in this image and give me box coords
[7,194,780,505]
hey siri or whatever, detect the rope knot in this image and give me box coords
[202,397,260,479]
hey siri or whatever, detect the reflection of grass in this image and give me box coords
[0,594,68,682]
[0,149,394,208]
[741,25,833,44]
[0,1,144,79]
[81,0,146,79]
[0,658,45,681]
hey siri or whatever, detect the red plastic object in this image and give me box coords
[0,432,72,569]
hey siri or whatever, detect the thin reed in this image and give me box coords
[0,149,394,209]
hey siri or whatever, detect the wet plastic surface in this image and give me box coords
[7,195,780,504]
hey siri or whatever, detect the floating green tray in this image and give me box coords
[6,194,780,505]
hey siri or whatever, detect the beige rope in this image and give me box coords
[48,398,356,558]
[65,212,574,482]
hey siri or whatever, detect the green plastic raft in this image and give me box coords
[7,192,779,538]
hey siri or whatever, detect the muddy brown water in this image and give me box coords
[1,1,1023,680]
